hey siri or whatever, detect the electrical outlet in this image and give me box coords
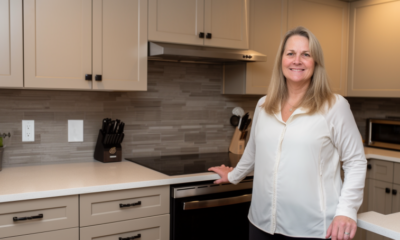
[22,120,35,142]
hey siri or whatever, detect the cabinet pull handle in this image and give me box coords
[120,201,141,208]
[393,189,398,195]
[13,214,43,222]
[85,74,92,81]
[119,234,141,240]
[367,164,372,170]
[385,188,391,194]
[206,33,212,39]
[95,75,102,81]
[199,32,205,38]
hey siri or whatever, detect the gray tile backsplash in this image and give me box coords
[1,60,399,167]
[0,61,260,167]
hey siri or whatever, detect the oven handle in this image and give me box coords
[183,194,252,210]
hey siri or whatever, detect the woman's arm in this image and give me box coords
[325,96,367,239]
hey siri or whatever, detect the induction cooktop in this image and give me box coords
[125,152,242,176]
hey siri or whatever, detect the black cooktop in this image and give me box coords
[125,152,242,176]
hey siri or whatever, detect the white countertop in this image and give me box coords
[0,147,399,238]
[357,211,400,239]
[0,160,222,203]
[364,147,400,163]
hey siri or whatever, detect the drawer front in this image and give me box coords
[80,214,169,240]
[1,228,79,240]
[368,159,394,183]
[0,195,78,238]
[394,163,400,185]
[80,185,169,227]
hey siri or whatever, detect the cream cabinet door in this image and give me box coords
[24,0,92,90]
[288,0,349,96]
[204,0,249,49]
[148,0,204,46]
[366,179,393,240]
[245,0,287,95]
[348,0,400,97]
[0,0,23,88]
[92,0,147,91]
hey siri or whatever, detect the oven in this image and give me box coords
[170,177,253,240]
[367,118,400,151]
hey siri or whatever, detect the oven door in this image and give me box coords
[171,182,252,240]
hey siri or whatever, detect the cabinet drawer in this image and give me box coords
[80,185,169,227]
[368,159,394,183]
[394,163,400,185]
[80,214,169,240]
[0,195,78,238]
[1,228,79,240]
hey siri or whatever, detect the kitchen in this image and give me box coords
[0,0,400,239]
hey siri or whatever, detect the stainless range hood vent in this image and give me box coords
[148,42,267,63]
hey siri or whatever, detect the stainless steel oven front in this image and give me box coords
[367,118,400,150]
[170,177,253,240]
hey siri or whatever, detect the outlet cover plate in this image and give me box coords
[22,120,35,142]
[68,120,84,142]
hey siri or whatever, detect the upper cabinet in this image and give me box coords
[24,0,147,91]
[348,0,400,97]
[244,0,348,95]
[0,0,23,88]
[245,0,287,95]
[148,0,249,49]
[287,0,349,97]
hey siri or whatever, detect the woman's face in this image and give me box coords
[281,35,315,85]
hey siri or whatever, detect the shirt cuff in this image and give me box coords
[227,171,239,185]
[334,207,358,223]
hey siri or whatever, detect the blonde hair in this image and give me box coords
[263,26,335,115]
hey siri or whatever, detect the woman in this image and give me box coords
[209,27,366,240]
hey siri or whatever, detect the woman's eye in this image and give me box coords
[287,52,293,56]
[304,53,311,57]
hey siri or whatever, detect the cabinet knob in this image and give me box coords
[367,164,372,170]
[393,189,398,195]
[85,74,92,81]
[206,33,212,39]
[385,188,391,194]
[199,32,205,38]
[95,75,102,81]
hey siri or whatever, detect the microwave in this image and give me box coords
[367,118,400,151]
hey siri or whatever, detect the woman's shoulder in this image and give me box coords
[257,95,267,107]
[324,94,352,119]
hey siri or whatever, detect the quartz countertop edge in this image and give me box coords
[357,211,400,239]
[364,147,400,163]
[0,174,222,203]
[0,161,223,203]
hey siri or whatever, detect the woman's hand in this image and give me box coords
[208,164,233,184]
[326,216,357,240]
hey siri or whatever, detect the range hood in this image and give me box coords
[148,42,267,63]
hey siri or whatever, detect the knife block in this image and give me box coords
[229,128,245,154]
[94,130,122,163]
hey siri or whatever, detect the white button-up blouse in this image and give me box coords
[228,95,367,238]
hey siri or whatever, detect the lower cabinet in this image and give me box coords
[0,195,78,239]
[80,214,170,240]
[363,160,400,240]
[1,228,79,240]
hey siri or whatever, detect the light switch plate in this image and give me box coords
[68,120,84,142]
[22,120,35,142]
